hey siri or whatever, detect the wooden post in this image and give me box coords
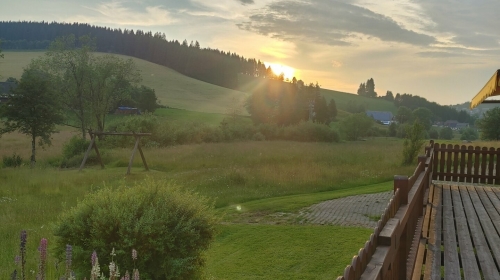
[79,133,96,171]
[136,135,149,171]
[127,135,140,175]
[90,130,104,169]
[394,175,409,205]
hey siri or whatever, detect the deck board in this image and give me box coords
[413,184,500,280]
[442,185,460,279]
[450,185,481,280]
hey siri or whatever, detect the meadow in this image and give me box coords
[0,125,417,278]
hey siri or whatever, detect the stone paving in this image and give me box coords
[298,191,393,228]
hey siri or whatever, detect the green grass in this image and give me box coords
[153,108,251,126]
[204,224,371,279]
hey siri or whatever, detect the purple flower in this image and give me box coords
[91,251,98,267]
[14,255,20,265]
[65,245,72,269]
[132,269,139,280]
[19,230,27,280]
[38,239,48,280]
[132,249,137,260]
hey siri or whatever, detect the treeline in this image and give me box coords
[0,21,275,89]
[356,77,474,124]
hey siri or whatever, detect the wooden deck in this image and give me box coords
[413,184,500,280]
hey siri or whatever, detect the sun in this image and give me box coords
[264,62,296,81]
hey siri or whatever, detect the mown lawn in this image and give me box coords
[204,224,371,280]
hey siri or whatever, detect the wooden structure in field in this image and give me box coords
[79,130,151,175]
[336,141,500,280]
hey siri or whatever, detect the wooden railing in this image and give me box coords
[336,141,434,280]
[432,142,500,184]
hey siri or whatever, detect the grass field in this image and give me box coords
[0,51,250,115]
[0,131,420,279]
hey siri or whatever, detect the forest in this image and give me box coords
[0,21,274,90]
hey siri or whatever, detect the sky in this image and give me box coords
[2,0,500,105]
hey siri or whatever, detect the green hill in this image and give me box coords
[238,74,397,113]
[1,51,396,116]
[0,51,249,115]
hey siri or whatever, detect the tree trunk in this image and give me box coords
[31,135,36,168]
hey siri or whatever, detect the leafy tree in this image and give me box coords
[41,35,95,139]
[439,127,454,140]
[39,35,141,137]
[357,83,366,96]
[412,107,433,130]
[0,65,64,167]
[314,95,329,124]
[388,122,397,137]
[366,78,376,97]
[395,106,413,124]
[328,99,338,121]
[87,54,140,132]
[402,121,425,165]
[384,90,394,101]
[476,107,500,140]
[130,85,159,113]
[429,128,439,139]
[460,127,478,141]
[340,113,373,141]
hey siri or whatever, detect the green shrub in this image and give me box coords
[402,121,425,165]
[283,121,339,142]
[62,136,89,160]
[53,179,219,280]
[439,127,454,140]
[3,152,23,167]
[429,128,439,139]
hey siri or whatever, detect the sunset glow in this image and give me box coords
[264,62,296,81]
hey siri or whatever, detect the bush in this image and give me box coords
[402,121,425,165]
[439,127,454,140]
[460,127,478,141]
[429,128,439,139]
[53,179,219,280]
[62,136,89,160]
[3,152,23,167]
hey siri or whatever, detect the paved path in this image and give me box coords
[298,191,393,228]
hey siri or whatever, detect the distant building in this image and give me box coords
[366,111,394,125]
[115,106,141,115]
[443,120,469,130]
[0,82,17,94]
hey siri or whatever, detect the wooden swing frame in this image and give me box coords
[79,130,152,175]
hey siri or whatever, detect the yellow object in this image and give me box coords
[470,69,500,109]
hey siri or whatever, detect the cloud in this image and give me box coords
[237,0,255,5]
[238,0,435,46]
[73,1,176,26]
[331,61,342,68]
[414,0,500,49]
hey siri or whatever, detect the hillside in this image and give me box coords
[238,74,397,113]
[0,51,249,115]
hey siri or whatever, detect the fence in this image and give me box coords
[432,143,500,184]
[336,141,435,280]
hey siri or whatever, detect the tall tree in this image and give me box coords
[87,54,140,132]
[477,107,500,140]
[385,90,394,101]
[366,78,376,97]
[328,99,338,122]
[412,107,433,130]
[357,83,366,96]
[396,106,413,124]
[0,65,64,167]
[41,34,94,139]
